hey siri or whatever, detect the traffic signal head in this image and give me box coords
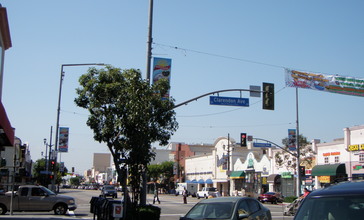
[50,160,56,170]
[240,133,247,147]
[299,166,305,177]
[262,82,274,110]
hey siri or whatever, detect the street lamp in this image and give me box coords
[53,63,105,191]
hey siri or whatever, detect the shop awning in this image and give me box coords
[205,179,213,184]
[230,171,245,179]
[267,174,279,182]
[198,179,205,184]
[0,101,14,146]
[311,164,346,176]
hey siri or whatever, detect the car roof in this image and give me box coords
[197,197,253,204]
[308,181,364,197]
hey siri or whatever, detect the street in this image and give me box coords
[1,189,294,220]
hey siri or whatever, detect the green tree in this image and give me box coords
[74,67,178,206]
[70,176,82,186]
[148,161,174,184]
[275,134,315,172]
[33,159,64,186]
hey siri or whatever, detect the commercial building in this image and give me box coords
[311,125,364,188]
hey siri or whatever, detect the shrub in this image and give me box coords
[284,196,298,203]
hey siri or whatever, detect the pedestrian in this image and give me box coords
[301,188,310,198]
[182,187,188,204]
[153,183,160,204]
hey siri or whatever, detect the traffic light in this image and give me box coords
[50,160,56,170]
[240,133,247,147]
[299,166,306,177]
[262,82,274,110]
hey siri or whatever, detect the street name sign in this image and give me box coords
[253,143,272,148]
[210,96,249,107]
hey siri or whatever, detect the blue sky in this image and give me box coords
[2,1,364,174]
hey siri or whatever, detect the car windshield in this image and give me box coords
[185,202,233,219]
[104,186,115,190]
[265,192,275,195]
[294,195,364,220]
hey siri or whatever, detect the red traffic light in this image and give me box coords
[240,133,247,147]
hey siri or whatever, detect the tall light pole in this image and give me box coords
[53,63,105,191]
[146,0,154,83]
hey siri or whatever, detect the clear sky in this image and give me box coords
[2,1,364,174]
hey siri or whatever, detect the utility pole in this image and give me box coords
[145,0,153,82]
[296,88,301,197]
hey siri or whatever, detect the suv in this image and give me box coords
[294,181,364,219]
[197,187,218,199]
[101,185,117,198]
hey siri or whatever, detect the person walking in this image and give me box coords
[153,183,160,204]
[182,187,188,204]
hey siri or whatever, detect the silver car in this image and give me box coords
[180,197,272,220]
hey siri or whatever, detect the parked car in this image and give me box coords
[258,192,282,204]
[196,187,218,199]
[101,185,117,198]
[294,181,364,220]
[0,185,77,215]
[180,197,272,220]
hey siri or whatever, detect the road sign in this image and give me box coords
[253,143,272,148]
[210,96,249,107]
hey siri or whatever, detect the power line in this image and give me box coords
[154,42,287,70]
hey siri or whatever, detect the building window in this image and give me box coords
[360,154,364,163]
[324,157,329,164]
[334,156,339,163]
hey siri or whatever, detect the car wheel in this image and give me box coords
[0,204,7,215]
[204,194,207,199]
[54,203,67,215]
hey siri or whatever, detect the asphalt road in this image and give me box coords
[1,189,294,220]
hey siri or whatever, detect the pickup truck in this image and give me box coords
[196,187,219,199]
[0,185,77,215]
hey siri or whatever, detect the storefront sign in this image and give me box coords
[318,176,331,183]
[348,144,364,151]
[323,152,341,156]
[281,172,292,178]
[353,165,364,170]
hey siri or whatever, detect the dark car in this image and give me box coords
[101,185,117,198]
[180,197,272,220]
[294,181,364,220]
[258,192,281,204]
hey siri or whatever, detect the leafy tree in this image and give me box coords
[275,134,315,172]
[74,67,178,206]
[148,161,174,183]
[70,176,82,186]
[33,159,64,186]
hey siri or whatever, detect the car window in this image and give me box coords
[237,200,251,216]
[31,188,46,196]
[247,199,261,213]
[20,188,28,196]
[295,195,364,220]
[185,202,233,219]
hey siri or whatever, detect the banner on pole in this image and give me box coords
[152,57,172,99]
[285,69,364,97]
[59,127,69,153]
[288,129,296,151]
